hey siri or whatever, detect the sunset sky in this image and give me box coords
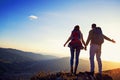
[0,0,120,62]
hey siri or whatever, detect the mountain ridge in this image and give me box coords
[0,47,58,63]
[0,47,120,80]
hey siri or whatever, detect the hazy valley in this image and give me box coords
[0,47,120,80]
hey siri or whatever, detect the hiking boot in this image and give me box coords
[70,66,73,74]
[96,73,102,80]
[74,65,78,76]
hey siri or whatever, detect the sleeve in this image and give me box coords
[86,30,93,46]
[103,34,112,41]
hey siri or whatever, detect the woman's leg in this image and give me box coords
[74,47,80,74]
[75,48,80,66]
[70,47,74,73]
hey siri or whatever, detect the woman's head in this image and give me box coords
[74,25,80,31]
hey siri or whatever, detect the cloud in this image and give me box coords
[29,15,38,20]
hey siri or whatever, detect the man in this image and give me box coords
[85,23,115,76]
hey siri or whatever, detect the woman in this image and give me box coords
[64,25,86,75]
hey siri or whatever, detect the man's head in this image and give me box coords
[91,23,96,29]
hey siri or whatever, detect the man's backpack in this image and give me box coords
[92,27,104,45]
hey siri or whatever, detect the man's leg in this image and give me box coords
[96,45,102,74]
[96,46,102,80]
[90,44,96,73]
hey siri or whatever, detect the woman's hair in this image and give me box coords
[72,25,82,40]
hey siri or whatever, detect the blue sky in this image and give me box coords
[0,0,120,62]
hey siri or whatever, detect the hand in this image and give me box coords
[84,46,87,51]
[64,43,66,47]
[111,39,116,43]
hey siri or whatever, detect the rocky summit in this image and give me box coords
[31,69,120,80]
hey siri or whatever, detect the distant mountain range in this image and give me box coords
[0,47,58,74]
[0,47,58,63]
[25,57,120,73]
[0,47,120,80]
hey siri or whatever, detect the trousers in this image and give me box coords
[90,44,102,74]
[70,47,80,67]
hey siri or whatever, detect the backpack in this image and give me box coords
[92,27,104,45]
[68,30,84,49]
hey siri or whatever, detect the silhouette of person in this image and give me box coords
[64,25,86,75]
[85,23,115,76]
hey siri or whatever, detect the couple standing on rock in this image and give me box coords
[64,23,115,76]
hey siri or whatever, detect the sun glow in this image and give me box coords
[0,0,120,63]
